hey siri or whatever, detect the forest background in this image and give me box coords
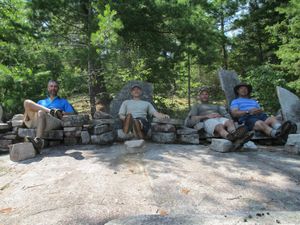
[0,0,299,119]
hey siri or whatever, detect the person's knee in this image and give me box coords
[224,120,234,127]
[24,99,33,109]
[37,110,46,118]
[214,124,223,132]
[254,120,266,128]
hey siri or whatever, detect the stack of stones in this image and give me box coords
[0,121,15,152]
[176,127,200,144]
[62,115,89,145]
[90,117,116,145]
[0,114,26,152]
[151,118,183,144]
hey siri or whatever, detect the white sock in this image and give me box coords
[272,123,281,130]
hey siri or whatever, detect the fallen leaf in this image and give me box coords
[0,208,12,214]
[181,188,191,195]
[159,209,168,216]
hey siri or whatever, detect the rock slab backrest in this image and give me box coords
[218,69,240,108]
[109,81,153,118]
[277,86,300,123]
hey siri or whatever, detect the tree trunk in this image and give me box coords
[221,14,228,69]
[87,0,96,117]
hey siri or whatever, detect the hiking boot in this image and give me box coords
[278,120,293,137]
[50,109,63,119]
[25,136,44,154]
[231,131,254,151]
[232,125,248,139]
[133,119,144,139]
[226,125,248,142]
[123,114,133,134]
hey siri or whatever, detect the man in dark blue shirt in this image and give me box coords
[23,80,74,152]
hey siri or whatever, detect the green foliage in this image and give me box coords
[269,0,300,93]
[244,65,286,114]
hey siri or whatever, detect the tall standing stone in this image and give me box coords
[277,86,300,123]
[218,69,240,107]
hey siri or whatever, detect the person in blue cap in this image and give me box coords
[23,80,74,152]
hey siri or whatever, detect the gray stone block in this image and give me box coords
[285,134,300,154]
[296,123,300,134]
[62,114,89,127]
[286,134,300,146]
[152,118,183,126]
[151,132,176,143]
[63,127,82,132]
[178,134,199,144]
[18,128,36,138]
[64,137,78,145]
[91,131,115,145]
[64,130,82,138]
[81,131,90,144]
[12,120,24,128]
[1,134,17,140]
[116,129,134,141]
[92,124,112,135]
[177,127,198,135]
[43,130,64,140]
[151,123,176,133]
[9,142,36,162]
[210,139,233,153]
[124,140,145,154]
[12,114,24,121]
[0,139,13,149]
[92,119,115,126]
[94,111,112,119]
[0,123,11,133]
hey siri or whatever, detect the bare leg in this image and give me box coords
[36,110,47,138]
[253,120,272,136]
[24,100,50,115]
[223,120,236,133]
[214,124,229,139]
[264,116,281,128]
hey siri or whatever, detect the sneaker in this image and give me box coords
[123,114,133,134]
[231,131,254,151]
[26,136,44,154]
[133,119,144,139]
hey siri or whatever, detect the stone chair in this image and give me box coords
[218,69,299,143]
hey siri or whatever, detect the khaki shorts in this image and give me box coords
[24,111,62,131]
[203,117,229,136]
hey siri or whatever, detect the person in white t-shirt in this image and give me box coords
[119,84,169,139]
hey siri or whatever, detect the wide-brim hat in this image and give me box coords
[234,83,252,96]
[130,84,142,90]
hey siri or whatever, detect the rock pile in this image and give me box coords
[151,118,182,144]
